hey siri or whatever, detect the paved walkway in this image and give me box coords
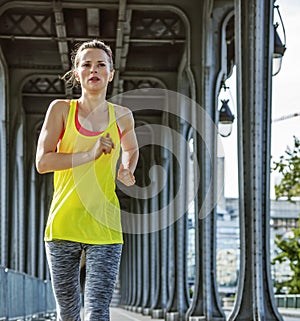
[37,307,300,321]
[111,307,163,321]
[110,307,300,321]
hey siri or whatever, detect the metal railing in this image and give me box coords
[275,294,300,309]
[222,295,300,310]
[0,266,56,320]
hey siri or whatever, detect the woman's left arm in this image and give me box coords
[117,107,139,186]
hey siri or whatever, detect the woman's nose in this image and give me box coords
[90,65,98,72]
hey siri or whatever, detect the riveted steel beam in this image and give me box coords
[228,0,283,320]
[0,35,184,44]
[52,0,68,71]
[112,0,132,97]
[186,2,231,321]
[86,8,100,37]
[52,0,72,97]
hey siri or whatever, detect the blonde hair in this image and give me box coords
[61,39,114,88]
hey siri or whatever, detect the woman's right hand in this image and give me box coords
[89,133,114,160]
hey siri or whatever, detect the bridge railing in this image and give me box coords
[0,266,56,320]
[275,294,300,309]
[222,294,300,310]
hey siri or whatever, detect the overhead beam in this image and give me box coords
[86,8,100,37]
[53,0,72,97]
[0,35,184,44]
[112,0,132,97]
[53,0,69,71]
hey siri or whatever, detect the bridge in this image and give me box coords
[0,0,298,320]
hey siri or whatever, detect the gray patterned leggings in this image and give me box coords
[45,240,122,321]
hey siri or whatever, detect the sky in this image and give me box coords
[221,0,300,199]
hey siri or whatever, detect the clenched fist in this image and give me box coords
[117,163,136,186]
[89,133,114,160]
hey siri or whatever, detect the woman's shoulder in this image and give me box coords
[48,99,71,111]
[111,103,135,132]
[46,99,71,118]
[111,103,133,119]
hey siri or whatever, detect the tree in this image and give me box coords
[272,135,300,294]
[273,135,300,202]
[272,222,300,294]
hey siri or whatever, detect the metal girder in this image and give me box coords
[0,0,191,45]
[86,8,100,37]
[52,0,72,97]
[0,1,187,79]
[52,1,68,71]
[0,34,184,44]
[112,0,132,97]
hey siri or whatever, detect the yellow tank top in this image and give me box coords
[44,100,123,244]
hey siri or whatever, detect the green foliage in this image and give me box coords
[272,221,300,294]
[273,136,300,202]
[272,136,300,294]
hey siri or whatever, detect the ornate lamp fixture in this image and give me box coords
[273,3,286,76]
[218,82,235,137]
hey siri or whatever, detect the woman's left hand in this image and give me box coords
[117,164,136,186]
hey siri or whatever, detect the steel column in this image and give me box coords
[128,198,139,310]
[151,158,170,319]
[148,202,159,316]
[0,120,7,267]
[141,198,152,315]
[186,1,229,320]
[165,117,190,321]
[132,199,143,312]
[228,0,283,320]
[0,50,8,268]
[127,232,134,307]
[27,166,37,276]
[119,232,128,306]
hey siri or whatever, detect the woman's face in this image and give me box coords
[75,48,114,92]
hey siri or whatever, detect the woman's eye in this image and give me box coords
[99,63,106,67]
[82,63,90,67]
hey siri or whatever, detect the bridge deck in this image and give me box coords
[109,307,300,321]
[111,307,164,321]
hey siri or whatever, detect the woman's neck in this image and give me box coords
[78,90,107,112]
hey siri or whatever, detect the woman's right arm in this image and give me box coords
[35,100,113,174]
[35,100,91,174]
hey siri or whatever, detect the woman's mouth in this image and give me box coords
[89,77,100,82]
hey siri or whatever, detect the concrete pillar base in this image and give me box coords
[165,312,179,321]
[152,309,164,319]
[142,307,151,315]
[136,307,143,313]
[131,306,138,313]
[189,317,225,321]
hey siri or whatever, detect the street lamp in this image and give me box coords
[219,99,235,137]
[272,4,286,76]
[218,82,235,137]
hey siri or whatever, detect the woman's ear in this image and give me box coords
[109,69,115,82]
[74,70,80,82]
